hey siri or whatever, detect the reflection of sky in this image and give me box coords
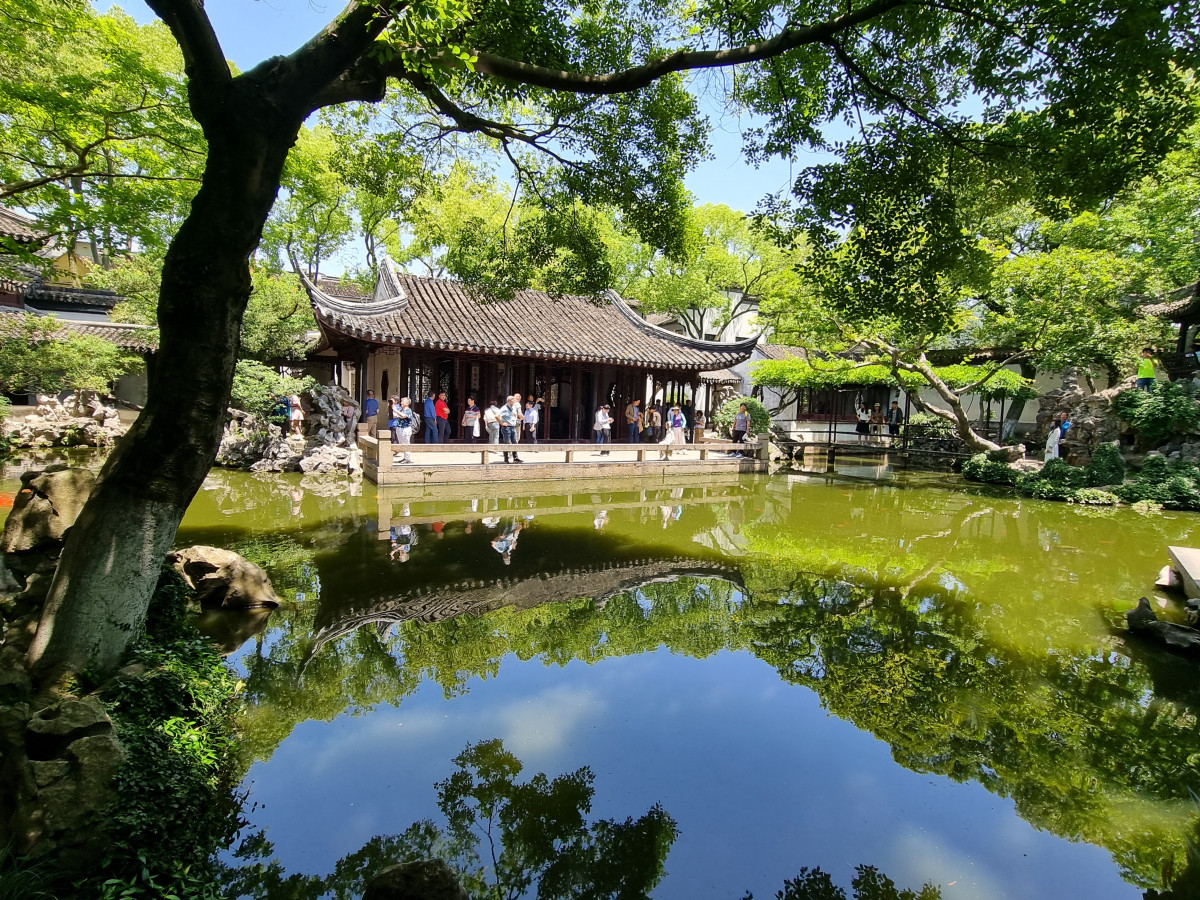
[240,649,1138,899]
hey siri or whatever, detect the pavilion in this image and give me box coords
[299,259,757,441]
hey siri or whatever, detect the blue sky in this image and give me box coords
[108,0,820,212]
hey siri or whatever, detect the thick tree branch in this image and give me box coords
[142,0,230,92]
[283,0,399,108]
[464,0,908,94]
[317,0,911,106]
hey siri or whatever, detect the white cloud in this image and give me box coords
[493,686,606,763]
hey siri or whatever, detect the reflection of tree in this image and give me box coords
[237,566,1200,890]
[222,739,678,900]
[772,866,939,900]
[740,573,1200,889]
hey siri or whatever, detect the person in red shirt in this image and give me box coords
[436,391,451,442]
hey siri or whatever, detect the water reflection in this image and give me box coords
[222,739,944,900]
[170,468,1200,897]
[223,738,679,900]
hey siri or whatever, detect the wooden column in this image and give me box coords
[570,364,581,440]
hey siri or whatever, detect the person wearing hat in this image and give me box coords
[593,404,612,455]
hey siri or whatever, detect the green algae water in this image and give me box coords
[11,457,1200,897]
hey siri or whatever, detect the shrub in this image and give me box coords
[1111,381,1200,449]
[962,453,1018,485]
[1087,443,1126,487]
[712,396,771,437]
[1112,456,1200,510]
[230,360,316,423]
[77,569,243,899]
[1016,456,1090,501]
[907,411,955,438]
[1071,488,1120,505]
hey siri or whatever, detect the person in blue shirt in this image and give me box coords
[423,391,440,443]
[497,395,524,463]
[362,390,379,438]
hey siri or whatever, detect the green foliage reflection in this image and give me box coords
[223,739,678,900]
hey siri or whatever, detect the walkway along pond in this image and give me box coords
[155,466,1200,897]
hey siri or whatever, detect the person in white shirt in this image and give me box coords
[594,404,612,455]
[524,398,544,443]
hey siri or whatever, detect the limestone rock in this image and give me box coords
[167,545,280,609]
[1,467,96,554]
[26,697,112,751]
[215,384,362,472]
[363,860,470,900]
[3,391,126,449]
[1009,458,1044,474]
[1126,596,1200,659]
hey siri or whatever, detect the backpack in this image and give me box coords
[408,411,421,431]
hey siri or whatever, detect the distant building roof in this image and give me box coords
[300,260,758,371]
[0,308,157,353]
[756,343,809,361]
[700,368,742,385]
[0,207,46,245]
[24,280,119,310]
[315,275,369,300]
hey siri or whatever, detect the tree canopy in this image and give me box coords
[0,0,203,269]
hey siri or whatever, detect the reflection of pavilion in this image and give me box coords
[375,473,759,536]
[309,557,743,655]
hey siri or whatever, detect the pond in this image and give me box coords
[49,459,1200,897]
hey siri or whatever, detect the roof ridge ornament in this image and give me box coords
[603,288,761,354]
[292,253,408,316]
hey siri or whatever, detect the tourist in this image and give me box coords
[462,396,482,443]
[625,398,641,443]
[436,390,451,442]
[491,519,524,565]
[730,402,749,457]
[659,404,686,459]
[854,402,870,444]
[498,395,523,463]
[1058,412,1072,444]
[388,395,401,444]
[594,404,612,455]
[885,400,904,442]
[289,393,305,436]
[693,410,705,442]
[484,398,502,453]
[1044,416,1062,460]
[362,389,379,439]
[511,393,524,442]
[1137,347,1157,392]
[423,391,439,443]
[394,396,414,463]
[646,406,661,442]
[869,404,885,443]
[524,398,543,443]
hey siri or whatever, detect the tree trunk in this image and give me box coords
[29,94,304,684]
[1002,362,1036,440]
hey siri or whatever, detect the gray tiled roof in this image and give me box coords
[25,281,119,309]
[0,308,157,352]
[301,260,758,371]
[0,208,45,244]
[756,343,809,361]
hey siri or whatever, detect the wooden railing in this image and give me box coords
[359,434,761,467]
